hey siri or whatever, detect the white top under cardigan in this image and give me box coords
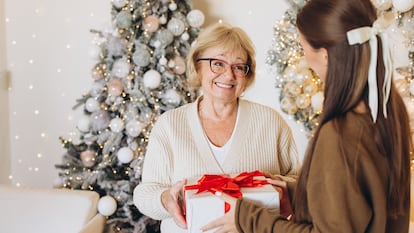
[133,96,300,233]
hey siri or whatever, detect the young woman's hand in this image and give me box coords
[266,179,294,220]
[200,191,239,233]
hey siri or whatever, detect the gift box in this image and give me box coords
[184,171,280,233]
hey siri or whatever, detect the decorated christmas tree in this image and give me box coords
[55,0,204,232]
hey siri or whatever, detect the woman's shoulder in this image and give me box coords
[317,111,375,161]
[151,102,196,131]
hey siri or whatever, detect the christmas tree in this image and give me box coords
[266,0,323,137]
[268,0,414,140]
[55,0,204,232]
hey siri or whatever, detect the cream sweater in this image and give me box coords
[133,97,300,233]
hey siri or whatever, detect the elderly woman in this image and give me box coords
[133,22,300,233]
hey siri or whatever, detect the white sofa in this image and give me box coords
[0,184,106,233]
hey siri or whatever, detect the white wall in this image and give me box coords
[1,0,321,187]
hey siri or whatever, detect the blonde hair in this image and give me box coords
[186,22,256,89]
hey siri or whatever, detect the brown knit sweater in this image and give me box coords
[236,111,410,233]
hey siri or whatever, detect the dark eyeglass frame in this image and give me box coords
[197,58,250,77]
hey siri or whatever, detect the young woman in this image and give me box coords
[202,0,412,232]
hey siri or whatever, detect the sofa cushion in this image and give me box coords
[0,184,100,233]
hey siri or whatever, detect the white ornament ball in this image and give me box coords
[112,59,130,78]
[284,65,297,79]
[112,0,127,9]
[159,15,167,24]
[77,115,91,132]
[143,69,161,89]
[117,147,134,164]
[410,81,414,95]
[126,120,143,137]
[98,195,117,216]
[294,70,310,85]
[159,56,168,66]
[181,32,190,41]
[311,92,324,113]
[153,40,161,48]
[168,59,175,68]
[187,9,205,28]
[392,0,414,12]
[85,98,100,112]
[109,118,124,133]
[163,89,181,106]
[167,18,185,36]
[371,0,393,10]
[168,2,177,11]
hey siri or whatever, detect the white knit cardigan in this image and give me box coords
[133,96,300,233]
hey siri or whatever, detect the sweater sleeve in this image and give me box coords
[236,199,312,233]
[275,116,300,182]
[133,117,173,220]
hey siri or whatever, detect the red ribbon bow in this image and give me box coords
[184,170,269,214]
[185,170,269,198]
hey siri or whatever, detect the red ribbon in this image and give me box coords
[184,170,269,213]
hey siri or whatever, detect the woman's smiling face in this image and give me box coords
[198,46,248,103]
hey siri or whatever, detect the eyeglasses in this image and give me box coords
[197,58,250,78]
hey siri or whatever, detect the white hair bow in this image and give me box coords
[346,19,392,123]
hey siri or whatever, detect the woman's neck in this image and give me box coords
[198,97,239,121]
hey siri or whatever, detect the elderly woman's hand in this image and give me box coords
[200,191,239,233]
[161,180,187,229]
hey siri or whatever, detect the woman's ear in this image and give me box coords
[321,48,328,66]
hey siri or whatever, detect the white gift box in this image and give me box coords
[184,181,279,233]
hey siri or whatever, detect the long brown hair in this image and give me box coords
[294,0,412,222]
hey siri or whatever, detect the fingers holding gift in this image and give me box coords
[161,180,188,229]
[200,191,239,233]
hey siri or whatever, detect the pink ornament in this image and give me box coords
[173,56,186,74]
[143,15,160,33]
[80,150,96,168]
[107,78,123,97]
